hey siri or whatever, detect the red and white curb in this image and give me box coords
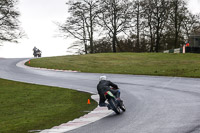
[40,95,112,133]
[16,59,78,73]
[16,59,113,133]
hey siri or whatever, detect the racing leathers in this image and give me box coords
[97,80,120,107]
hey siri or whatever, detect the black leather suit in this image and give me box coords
[97,80,120,106]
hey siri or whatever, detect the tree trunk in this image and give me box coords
[150,28,154,52]
[174,0,178,48]
[112,0,117,53]
[83,19,87,54]
[112,32,117,53]
[89,4,94,53]
[136,0,140,50]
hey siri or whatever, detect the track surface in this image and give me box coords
[0,58,200,133]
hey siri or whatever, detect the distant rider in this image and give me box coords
[33,46,37,55]
[97,76,122,108]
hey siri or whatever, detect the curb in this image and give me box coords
[16,59,78,73]
[16,59,113,133]
[40,95,113,133]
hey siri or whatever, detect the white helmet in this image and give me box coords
[99,75,107,81]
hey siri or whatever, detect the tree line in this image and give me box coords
[1,0,199,54]
[58,0,200,54]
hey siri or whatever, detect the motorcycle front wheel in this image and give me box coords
[108,98,121,114]
[120,104,126,112]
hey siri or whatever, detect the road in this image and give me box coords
[0,58,200,133]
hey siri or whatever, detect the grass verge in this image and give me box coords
[26,53,200,78]
[0,78,97,133]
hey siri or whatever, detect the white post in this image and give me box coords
[183,45,185,53]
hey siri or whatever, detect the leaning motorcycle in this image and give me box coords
[33,50,42,58]
[104,90,126,114]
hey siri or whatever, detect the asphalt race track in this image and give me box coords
[0,58,200,133]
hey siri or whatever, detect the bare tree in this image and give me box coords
[142,0,156,52]
[183,12,200,41]
[58,0,99,54]
[169,0,188,48]
[150,0,171,52]
[58,1,88,53]
[131,0,154,52]
[140,0,171,52]
[98,0,132,52]
[81,0,100,53]
[0,0,23,43]
[132,0,142,50]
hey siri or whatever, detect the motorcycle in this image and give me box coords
[104,89,126,114]
[33,50,42,58]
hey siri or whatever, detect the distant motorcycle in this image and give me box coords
[33,49,42,58]
[104,89,126,114]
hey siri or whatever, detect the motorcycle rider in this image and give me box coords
[33,46,37,56]
[33,46,42,57]
[97,76,122,108]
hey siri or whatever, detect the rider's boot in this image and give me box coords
[107,104,112,110]
[99,102,108,107]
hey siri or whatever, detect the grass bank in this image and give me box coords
[0,78,97,133]
[26,53,200,78]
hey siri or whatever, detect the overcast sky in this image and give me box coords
[0,0,200,58]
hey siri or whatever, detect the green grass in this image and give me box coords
[26,53,200,78]
[0,78,97,133]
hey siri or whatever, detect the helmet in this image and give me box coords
[99,75,107,81]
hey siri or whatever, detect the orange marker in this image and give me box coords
[29,61,30,64]
[87,99,91,104]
